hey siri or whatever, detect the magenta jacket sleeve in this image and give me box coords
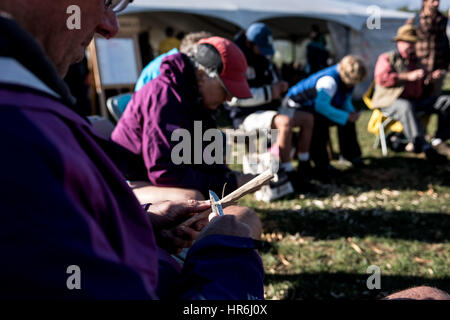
[141,87,238,197]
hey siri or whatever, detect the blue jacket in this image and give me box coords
[135,48,179,92]
[0,15,264,300]
[286,65,355,125]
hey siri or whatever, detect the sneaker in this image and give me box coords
[283,168,313,193]
[254,169,294,202]
[405,142,415,153]
[313,164,341,182]
[270,169,291,188]
[387,132,408,152]
[349,157,366,168]
[297,160,312,181]
[424,148,448,164]
[433,142,450,158]
[338,156,365,168]
[413,137,428,154]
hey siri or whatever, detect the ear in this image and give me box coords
[196,69,207,87]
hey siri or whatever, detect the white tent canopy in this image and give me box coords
[123,0,412,31]
[120,0,414,97]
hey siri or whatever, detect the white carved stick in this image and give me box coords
[180,169,274,227]
[218,169,274,207]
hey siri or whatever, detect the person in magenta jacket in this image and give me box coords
[112,37,256,202]
[0,1,263,300]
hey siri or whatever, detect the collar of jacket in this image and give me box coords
[392,49,419,69]
[0,14,77,110]
[160,52,217,121]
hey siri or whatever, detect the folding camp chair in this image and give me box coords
[363,82,403,156]
[87,115,116,140]
[106,93,132,122]
[363,82,431,156]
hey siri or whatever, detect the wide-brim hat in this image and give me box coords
[392,24,418,42]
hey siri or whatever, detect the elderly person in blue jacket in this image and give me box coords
[284,55,367,179]
[0,0,263,300]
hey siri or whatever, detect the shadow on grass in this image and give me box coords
[264,272,450,300]
[258,209,450,243]
[345,156,449,189]
[297,156,450,198]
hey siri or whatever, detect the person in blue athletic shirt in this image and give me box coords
[284,55,367,179]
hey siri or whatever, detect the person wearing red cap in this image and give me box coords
[112,36,257,203]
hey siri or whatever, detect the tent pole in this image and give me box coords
[290,36,297,65]
[345,26,350,55]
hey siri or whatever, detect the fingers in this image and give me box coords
[175,225,200,241]
[416,70,425,79]
[179,199,211,214]
[191,216,209,231]
[167,200,211,225]
[209,211,219,221]
[432,70,445,79]
[160,229,195,253]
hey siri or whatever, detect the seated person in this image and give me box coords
[112,37,255,203]
[135,31,212,92]
[284,55,367,178]
[227,23,314,190]
[158,26,181,55]
[0,1,264,300]
[372,24,449,162]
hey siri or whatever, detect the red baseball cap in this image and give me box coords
[194,37,252,99]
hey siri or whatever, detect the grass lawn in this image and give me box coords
[222,86,450,299]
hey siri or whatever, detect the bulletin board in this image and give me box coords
[89,36,142,117]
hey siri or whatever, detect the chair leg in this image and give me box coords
[373,135,380,149]
[379,124,388,156]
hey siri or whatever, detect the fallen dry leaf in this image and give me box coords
[414,257,429,264]
[279,254,291,266]
[350,242,363,254]
[370,246,383,255]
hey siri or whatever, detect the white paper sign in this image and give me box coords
[95,37,139,86]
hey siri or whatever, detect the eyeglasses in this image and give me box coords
[104,0,133,13]
[213,73,234,99]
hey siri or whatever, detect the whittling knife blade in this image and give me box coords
[209,190,224,217]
